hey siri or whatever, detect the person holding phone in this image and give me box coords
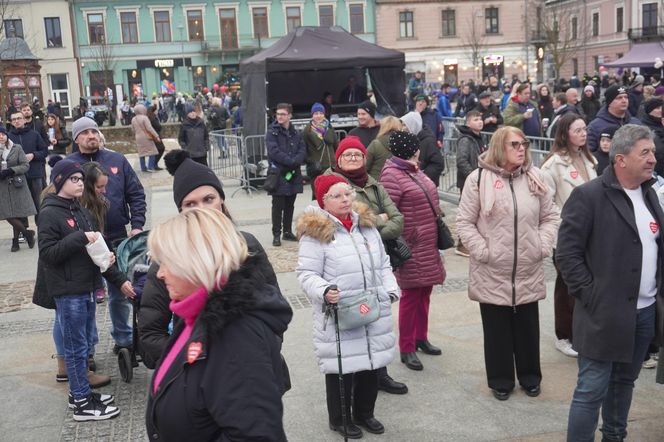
[504,83,542,137]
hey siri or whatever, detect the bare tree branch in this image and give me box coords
[88,37,116,93]
[461,8,487,79]
[539,0,591,77]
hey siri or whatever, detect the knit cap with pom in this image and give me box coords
[164,149,225,210]
[389,131,420,160]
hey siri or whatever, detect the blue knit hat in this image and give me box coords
[184,102,196,114]
[311,102,325,115]
[50,157,85,193]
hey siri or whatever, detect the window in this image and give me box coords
[616,7,624,33]
[441,10,455,37]
[592,12,599,37]
[3,19,23,38]
[286,7,301,33]
[571,17,577,40]
[193,66,207,91]
[643,3,658,35]
[87,14,105,44]
[319,5,334,27]
[252,7,269,39]
[485,7,499,34]
[44,17,62,47]
[572,58,578,75]
[593,55,600,71]
[219,9,238,49]
[154,11,171,42]
[399,11,414,38]
[187,10,204,41]
[349,4,364,34]
[120,12,138,44]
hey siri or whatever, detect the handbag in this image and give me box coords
[262,166,280,193]
[408,174,455,250]
[372,187,411,268]
[10,175,25,188]
[335,233,381,331]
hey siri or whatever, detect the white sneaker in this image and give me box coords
[643,357,658,369]
[555,339,578,358]
[73,394,120,421]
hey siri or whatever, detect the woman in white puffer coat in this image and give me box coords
[296,175,399,439]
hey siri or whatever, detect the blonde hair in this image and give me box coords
[483,126,532,169]
[148,208,248,292]
[377,116,402,138]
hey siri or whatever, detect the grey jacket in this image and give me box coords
[0,142,36,220]
[296,204,399,374]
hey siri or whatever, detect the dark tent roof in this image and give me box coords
[240,26,404,73]
[604,42,664,68]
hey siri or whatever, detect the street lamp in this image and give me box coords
[177,24,185,92]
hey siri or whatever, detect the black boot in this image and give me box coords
[416,339,442,355]
[282,232,297,241]
[272,235,281,247]
[400,352,423,371]
[11,238,19,252]
[378,374,408,394]
[25,230,35,249]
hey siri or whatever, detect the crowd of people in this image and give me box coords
[0,67,660,441]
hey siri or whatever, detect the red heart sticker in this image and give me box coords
[494,179,504,189]
[66,218,75,228]
[649,222,659,234]
[187,342,202,364]
[570,170,579,179]
[359,304,371,315]
[110,167,119,175]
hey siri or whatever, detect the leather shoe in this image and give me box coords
[492,389,511,401]
[272,236,281,247]
[353,416,384,434]
[523,385,541,397]
[416,339,442,355]
[282,232,297,241]
[400,352,423,371]
[328,422,363,439]
[378,374,408,394]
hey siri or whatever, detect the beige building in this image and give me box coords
[375,0,542,85]
[2,0,80,117]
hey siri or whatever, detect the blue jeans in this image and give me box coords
[53,309,98,358]
[567,303,656,442]
[106,278,133,347]
[139,155,156,171]
[54,293,96,400]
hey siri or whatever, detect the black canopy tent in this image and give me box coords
[240,26,406,137]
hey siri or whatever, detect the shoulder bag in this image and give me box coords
[372,187,411,268]
[10,175,25,188]
[408,173,455,250]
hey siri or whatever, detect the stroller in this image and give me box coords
[115,231,151,382]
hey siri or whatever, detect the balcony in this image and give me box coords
[628,26,664,42]
[200,40,260,57]
[531,32,547,45]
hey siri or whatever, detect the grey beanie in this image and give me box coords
[400,111,423,135]
[72,117,100,141]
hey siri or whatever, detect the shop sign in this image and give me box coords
[483,55,504,65]
[7,77,25,88]
[443,58,458,66]
[154,59,174,68]
[28,76,40,88]
[136,58,192,69]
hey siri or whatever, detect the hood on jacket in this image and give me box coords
[134,104,147,115]
[197,252,293,338]
[641,113,663,131]
[478,154,548,197]
[41,192,78,211]
[9,126,30,135]
[296,202,376,244]
[594,106,634,124]
[457,124,483,140]
[182,115,204,128]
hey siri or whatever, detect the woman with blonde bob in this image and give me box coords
[145,208,292,442]
[456,126,560,401]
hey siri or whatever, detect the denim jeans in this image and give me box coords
[567,303,656,442]
[54,293,96,400]
[53,308,98,358]
[139,155,156,171]
[106,278,133,348]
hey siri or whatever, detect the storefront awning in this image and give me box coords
[604,42,664,68]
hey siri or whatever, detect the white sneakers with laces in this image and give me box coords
[555,339,578,358]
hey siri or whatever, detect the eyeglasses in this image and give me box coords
[341,152,364,160]
[509,140,530,150]
[10,116,23,121]
[68,176,83,183]
[276,112,289,117]
[324,190,356,201]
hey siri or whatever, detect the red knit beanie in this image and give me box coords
[314,175,349,209]
[335,135,367,165]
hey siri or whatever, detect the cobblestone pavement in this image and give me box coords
[0,280,35,314]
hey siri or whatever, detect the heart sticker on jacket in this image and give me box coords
[650,222,659,234]
[570,170,579,179]
[187,342,202,364]
[110,167,119,175]
[494,180,504,189]
[66,218,75,228]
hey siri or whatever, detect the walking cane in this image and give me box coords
[330,285,349,442]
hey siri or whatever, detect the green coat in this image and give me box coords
[324,169,404,240]
[365,132,393,180]
[302,122,338,171]
[503,99,541,135]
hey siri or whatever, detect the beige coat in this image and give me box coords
[456,157,560,306]
[540,152,597,210]
[131,104,159,157]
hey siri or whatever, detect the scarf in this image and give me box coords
[311,118,329,140]
[341,166,369,188]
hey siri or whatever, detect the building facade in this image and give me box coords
[1,0,80,117]
[375,0,541,85]
[71,0,377,102]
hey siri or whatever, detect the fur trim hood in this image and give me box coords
[296,202,376,243]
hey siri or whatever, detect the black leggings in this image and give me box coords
[6,218,29,239]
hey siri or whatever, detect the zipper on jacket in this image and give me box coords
[509,176,518,313]
[365,327,374,370]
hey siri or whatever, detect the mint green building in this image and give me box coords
[71,0,376,100]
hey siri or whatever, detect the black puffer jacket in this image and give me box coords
[641,113,664,176]
[418,124,445,186]
[456,125,485,190]
[178,116,209,159]
[145,253,293,442]
[138,231,280,369]
[37,194,127,298]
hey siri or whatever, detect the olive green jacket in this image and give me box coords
[365,132,393,180]
[302,123,338,170]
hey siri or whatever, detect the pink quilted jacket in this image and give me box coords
[380,157,446,289]
[456,157,560,306]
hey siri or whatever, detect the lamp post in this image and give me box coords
[177,24,185,92]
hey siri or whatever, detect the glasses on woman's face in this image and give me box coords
[509,140,530,150]
[341,152,364,160]
[325,189,356,201]
[68,176,83,184]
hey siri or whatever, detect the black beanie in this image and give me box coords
[357,100,376,118]
[164,150,225,209]
[389,131,420,159]
[604,85,627,107]
[644,98,663,115]
[50,157,85,193]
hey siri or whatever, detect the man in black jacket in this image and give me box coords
[21,101,48,142]
[557,124,664,442]
[473,91,503,133]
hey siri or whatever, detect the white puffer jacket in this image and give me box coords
[296,203,399,374]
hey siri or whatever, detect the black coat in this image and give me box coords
[178,116,209,159]
[473,102,504,133]
[556,166,664,362]
[36,194,127,299]
[418,125,444,186]
[138,231,280,369]
[455,125,485,190]
[265,120,306,196]
[640,113,664,177]
[145,253,293,442]
[8,126,49,179]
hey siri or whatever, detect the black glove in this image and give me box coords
[0,169,14,180]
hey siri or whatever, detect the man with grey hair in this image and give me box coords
[557,124,664,441]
